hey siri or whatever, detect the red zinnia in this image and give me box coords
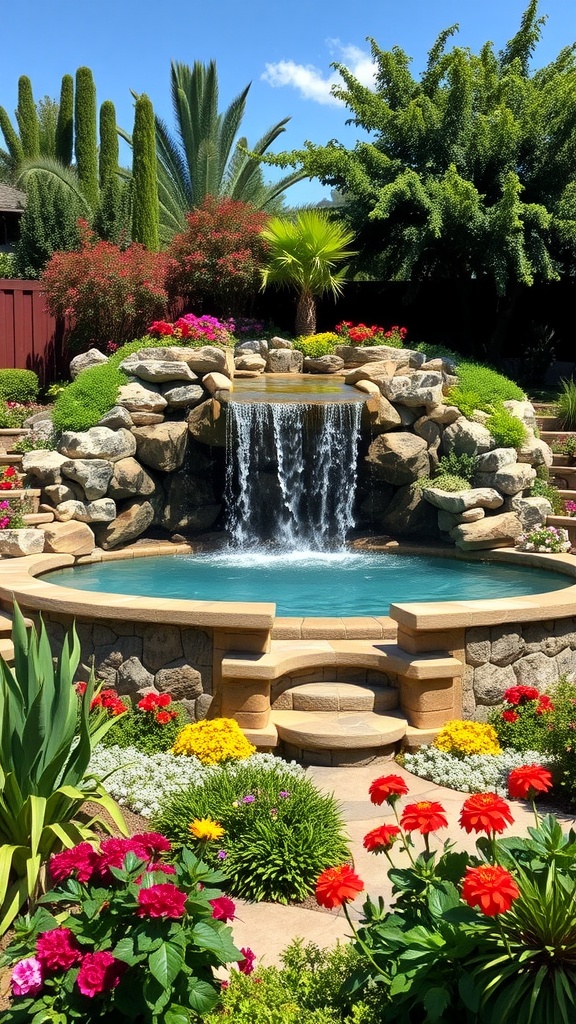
[503,685,539,706]
[131,832,172,857]
[137,882,188,918]
[237,947,256,975]
[400,801,448,834]
[36,928,82,971]
[315,865,364,909]
[368,774,409,806]
[507,765,553,800]
[209,896,236,922]
[155,710,172,724]
[77,951,125,997]
[502,710,519,724]
[462,864,519,916]
[459,793,514,834]
[363,824,401,853]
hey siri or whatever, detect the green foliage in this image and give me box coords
[98,99,119,187]
[154,762,350,904]
[551,435,576,459]
[261,211,357,335]
[454,362,525,407]
[530,476,564,514]
[55,74,74,165]
[419,472,471,492]
[0,603,125,934]
[294,333,339,357]
[485,406,528,448]
[556,378,576,431]
[0,105,24,172]
[13,172,83,278]
[74,66,99,210]
[538,677,576,803]
[98,695,186,755]
[16,76,39,159]
[12,431,58,453]
[0,252,15,278]
[437,452,478,482]
[0,369,39,403]
[415,342,461,364]
[131,93,159,250]
[51,363,125,432]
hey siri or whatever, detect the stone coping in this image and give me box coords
[0,541,575,635]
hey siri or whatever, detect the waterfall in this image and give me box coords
[225,400,362,551]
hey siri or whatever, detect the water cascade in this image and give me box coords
[224,398,363,551]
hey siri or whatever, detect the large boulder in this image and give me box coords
[450,511,523,550]
[117,381,168,414]
[202,372,232,394]
[516,435,554,468]
[365,432,430,485]
[235,339,269,358]
[235,353,266,372]
[503,399,537,432]
[268,336,293,350]
[505,495,551,531]
[182,346,235,377]
[336,345,425,369]
[379,371,444,408]
[378,483,439,537]
[266,349,304,373]
[55,498,116,523]
[475,448,517,473]
[442,419,494,457]
[119,357,196,383]
[95,499,155,549]
[161,383,204,408]
[422,487,504,513]
[42,520,95,555]
[61,458,114,500]
[187,399,227,447]
[345,361,397,386]
[132,422,188,472]
[58,427,136,462]
[108,457,156,499]
[98,406,133,429]
[22,450,68,485]
[475,463,536,496]
[162,472,221,531]
[0,528,45,556]
[69,348,108,379]
[361,394,402,433]
[303,355,345,373]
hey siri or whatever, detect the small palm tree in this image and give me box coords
[260,210,357,335]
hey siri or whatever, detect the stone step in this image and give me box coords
[23,511,54,525]
[276,681,398,713]
[557,489,576,501]
[271,616,397,640]
[550,465,576,485]
[536,415,562,431]
[0,637,15,662]
[0,608,33,635]
[0,454,23,466]
[271,708,408,766]
[540,430,576,444]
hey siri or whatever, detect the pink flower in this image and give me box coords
[76,951,125,998]
[137,882,188,918]
[36,928,82,971]
[209,896,236,922]
[11,957,44,997]
[50,842,100,884]
[130,832,172,857]
[237,947,256,974]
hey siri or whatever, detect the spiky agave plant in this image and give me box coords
[0,603,126,934]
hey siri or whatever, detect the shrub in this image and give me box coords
[434,719,502,756]
[453,362,525,406]
[517,525,571,553]
[485,405,528,448]
[154,761,350,903]
[41,223,168,352]
[436,452,478,482]
[530,476,564,514]
[165,195,269,317]
[12,430,58,453]
[172,718,256,763]
[294,332,339,357]
[51,362,125,432]
[556,377,576,430]
[148,313,235,347]
[490,683,554,753]
[0,369,39,403]
[0,401,44,428]
[418,472,471,492]
[415,341,462,364]
[335,321,407,347]
[97,692,186,755]
[539,676,576,803]
[0,252,16,277]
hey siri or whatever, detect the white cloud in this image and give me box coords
[262,39,376,106]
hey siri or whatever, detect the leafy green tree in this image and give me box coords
[16,76,39,159]
[131,93,159,250]
[55,74,74,164]
[148,60,304,243]
[260,210,356,335]
[74,66,99,210]
[266,1,576,351]
[13,173,82,278]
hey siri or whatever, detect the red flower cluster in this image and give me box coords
[507,765,553,800]
[501,684,554,722]
[50,833,172,885]
[535,694,555,715]
[462,864,519,917]
[25,928,125,1000]
[0,465,17,490]
[335,321,408,346]
[400,801,448,834]
[137,691,178,724]
[363,824,401,852]
[459,793,514,834]
[36,928,82,971]
[315,865,364,909]
[368,774,409,805]
[502,709,519,723]
[209,896,236,922]
[90,688,127,716]
[503,685,540,706]
[237,947,256,975]
[137,882,188,919]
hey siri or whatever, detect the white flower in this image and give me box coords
[403,746,554,795]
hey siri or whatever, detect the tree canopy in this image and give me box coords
[266,1,576,309]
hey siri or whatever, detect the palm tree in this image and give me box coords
[150,61,305,243]
[260,210,357,335]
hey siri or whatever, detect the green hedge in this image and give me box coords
[0,369,39,403]
[447,362,525,416]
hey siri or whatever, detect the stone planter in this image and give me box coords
[0,429,30,454]
[0,528,44,556]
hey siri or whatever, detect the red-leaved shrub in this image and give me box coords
[41,223,169,351]
[165,196,269,316]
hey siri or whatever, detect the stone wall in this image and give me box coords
[463,618,576,719]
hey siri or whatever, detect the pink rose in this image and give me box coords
[36,928,82,971]
[11,956,44,997]
[77,951,125,998]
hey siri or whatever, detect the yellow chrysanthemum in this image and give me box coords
[434,720,501,757]
[189,817,226,841]
[172,717,256,764]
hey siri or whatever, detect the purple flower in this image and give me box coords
[217,849,227,860]
[279,791,290,799]
[242,795,256,804]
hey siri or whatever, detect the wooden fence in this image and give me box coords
[0,279,65,386]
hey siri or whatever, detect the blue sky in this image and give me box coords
[2,0,576,204]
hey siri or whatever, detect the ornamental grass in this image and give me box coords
[172,717,256,764]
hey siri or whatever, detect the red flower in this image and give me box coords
[507,765,554,800]
[130,832,172,857]
[536,695,555,715]
[363,824,401,852]
[4,466,16,477]
[237,947,256,975]
[459,793,514,834]
[315,865,364,909]
[368,774,409,805]
[36,928,82,971]
[462,864,520,916]
[75,682,88,697]
[209,896,236,922]
[77,951,125,997]
[137,883,188,918]
[400,801,448,834]
[503,685,540,706]
[49,842,100,884]
[502,710,519,723]
[155,710,172,725]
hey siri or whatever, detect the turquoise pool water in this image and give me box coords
[46,551,572,617]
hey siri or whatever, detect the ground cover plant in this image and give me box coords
[530,476,565,514]
[293,332,339,357]
[86,690,186,756]
[517,525,571,553]
[153,761,350,904]
[0,370,39,404]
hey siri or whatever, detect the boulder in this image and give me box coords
[365,432,430,485]
[503,399,537,432]
[61,458,114,500]
[58,427,136,462]
[475,448,517,473]
[516,435,554,468]
[344,361,397,386]
[130,412,165,426]
[422,487,504,513]
[303,355,345,373]
[95,499,155,549]
[234,353,266,372]
[437,507,485,533]
[22,450,68,485]
[56,498,116,523]
[69,348,108,379]
[43,483,79,505]
[119,357,196,383]
[162,472,221,531]
[378,483,439,537]
[475,463,536,496]
[473,662,517,705]
[268,336,293,349]
[108,457,156,499]
[42,520,95,556]
[426,404,461,425]
[187,399,227,447]
[413,416,442,459]
[98,405,133,429]
[506,495,551,531]
[353,379,381,395]
[116,657,155,695]
[361,393,402,433]
[202,371,233,394]
[235,339,269,358]
[379,371,444,408]
[0,528,45,556]
[155,661,204,700]
[266,349,304,373]
[181,346,235,377]
[161,383,204,407]
[132,422,188,472]
[117,381,168,414]
[450,511,523,550]
[442,419,493,456]
[336,345,425,369]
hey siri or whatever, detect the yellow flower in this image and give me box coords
[172,718,256,763]
[189,817,226,841]
[434,720,501,757]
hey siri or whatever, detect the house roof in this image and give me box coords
[0,184,26,213]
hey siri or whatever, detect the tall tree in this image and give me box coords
[94,99,129,244]
[55,74,74,165]
[131,94,159,249]
[266,1,576,352]
[13,174,82,278]
[74,66,99,210]
[16,76,39,159]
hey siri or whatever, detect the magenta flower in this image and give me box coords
[11,957,44,997]
[237,947,256,974]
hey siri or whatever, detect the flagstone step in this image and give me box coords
[275,681,398,713]
[540,431,576,445]
[270,708,408,766]
[0,454,23,466]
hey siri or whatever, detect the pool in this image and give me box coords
[46,550,572,617]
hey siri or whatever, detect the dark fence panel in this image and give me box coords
[0,279,66,386]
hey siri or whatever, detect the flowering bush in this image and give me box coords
[0,401,45,429]
[551,434,576,459]
[0,465,19,490]
[0,837,245,1021]
[148,312,235,347]
[172,717,256,764]
[95,690,186,755]
[565,499,576,516]
[0,496,29,529]
[403,744,552,794]
[490,683,554,752]
[41,223,169,352]
[516,524,571,553]
[315,770,576,1023]
[334,321,408,347]
[434,719,502,757]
